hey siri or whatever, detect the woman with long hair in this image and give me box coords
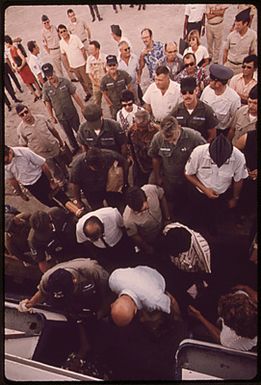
[183,29,210,67]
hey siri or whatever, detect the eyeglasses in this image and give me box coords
[242,64,253,69]
[43,21,50,24]
[124,47,131,52]
[122,101,133,107]
[166,50,177,54]
[184,62,195,68]
[18,110,29,117]
[181,90,194,95]
[59,29,67,33]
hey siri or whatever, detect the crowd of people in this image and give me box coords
[4,4,257,380]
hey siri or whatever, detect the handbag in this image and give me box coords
[106,160,124,192]
[59,142,73,166]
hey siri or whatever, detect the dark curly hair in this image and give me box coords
[218,293,257,339]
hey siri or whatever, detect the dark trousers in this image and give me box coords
[59,115,80,151]
[4,93,11,108]
[88,4,101,19]
[187,21,203,36]
[186,183,228,233]
[25,172,69,208]
[5,62,22,93]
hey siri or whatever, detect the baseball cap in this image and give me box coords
[42,62,54,77]
[235,7,251,22]
[106,55,118,66]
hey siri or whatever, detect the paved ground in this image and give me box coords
[4,3,257,213]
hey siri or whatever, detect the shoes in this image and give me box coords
[98,17,103,21]
[7,105,12,112]
[71,79,79,82]
[33,96,40,102]
[91,17,95,22]
[129,4,134,7]
[19,89,24,93]
[14,98,22,103]
[84,93,92,102]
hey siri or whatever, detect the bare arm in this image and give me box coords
[159,194,171,222]
[47,123,64,146]
[152,157,162,185]
[228,179,243,208]
[143,103,152,115]
[26,290,45,309]
[45,100,57,123]
[7,177,29,201]
[61,52,71,71]
[207,128,217,143]
[223,48,228,64]
[102,90,113,108]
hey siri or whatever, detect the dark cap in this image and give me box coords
[180,77,197,91]
[15,103,28,114]
[46,269,74,302]
[82,102,102,129]
[41,62,54,77]
[106,55,118,66]
[111,24,121,36]
[41,14,49,22]
[235,7,251,22]
[209,64,233,81]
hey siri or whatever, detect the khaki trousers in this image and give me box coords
[49,49,76,80]
[206,22,224,64]
[73,65,92,94]
[224,60,243,75]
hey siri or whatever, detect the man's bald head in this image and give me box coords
[111,295,137,327]
[83,216,104,242]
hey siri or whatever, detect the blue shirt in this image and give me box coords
[144,41,164,79]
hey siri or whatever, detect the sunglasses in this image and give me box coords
[19,109,29,117]
[184,62,195,67]
[59,29,67,33]
[181,90,194,95]
[124,47,131,52]
[122,101,133,107]
[242,64,253,69]
[43,21,50,24]
[108,63,117,67]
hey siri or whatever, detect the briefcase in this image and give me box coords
[59,142,73,165]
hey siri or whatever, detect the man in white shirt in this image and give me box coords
[143,65,182,123]
[185,134,248,234]
[110,24,132,52]
[109,265,181,328]
[200,64,241,136]
[27,40,45,85]
[76,207,134,270]
[58,24,92,101]
[183,4,206,38]
[86,40,106,106]
[118,40,140,103]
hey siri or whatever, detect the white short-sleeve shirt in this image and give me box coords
[200,85,241,130]
[143,80,182,122]
[185,143,248,194]
[109,265,171,313]
[5,147,45,185]
[28,53,44,78]
[76,207,124,247]
[59,34,85,68]
[185,4,206,22]
[183,45,209,66]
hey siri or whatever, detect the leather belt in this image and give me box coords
[208,20,223,25]
[49,47,59,50]
[228,59,242,65]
